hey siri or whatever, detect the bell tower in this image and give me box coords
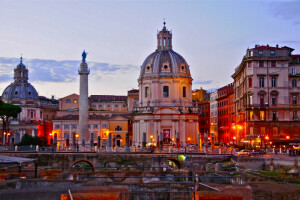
[157,21,172,51]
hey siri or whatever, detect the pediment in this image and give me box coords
[153,107,181,114]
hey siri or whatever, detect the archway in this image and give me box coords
[71,160,94,172]
[161,159,181,170]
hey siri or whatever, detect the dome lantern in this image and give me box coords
[157,21,172,51]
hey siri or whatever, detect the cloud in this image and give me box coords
[269,1,300,24]
[194,80,213,85]
[0,57,139,83]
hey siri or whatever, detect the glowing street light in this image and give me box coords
[265,136,269,140]
[75,134,79,138]
[233,136,236,140]
[232,125,236,129]
[286,135,290,140]
[238,125,242,130]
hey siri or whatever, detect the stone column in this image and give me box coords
[78,53,90,147]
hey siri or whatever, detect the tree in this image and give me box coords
[0,100,22,144]
[17,134,45,146]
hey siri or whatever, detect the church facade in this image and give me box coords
[132,23,199,147]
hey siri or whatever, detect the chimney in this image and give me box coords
[52,95,54,100]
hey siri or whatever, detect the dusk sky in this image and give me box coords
[1,0,300,99]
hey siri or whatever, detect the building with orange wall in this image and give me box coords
[217,83,235,144]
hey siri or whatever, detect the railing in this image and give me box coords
[118,191,194,200]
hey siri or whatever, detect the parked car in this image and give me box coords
[251,149,266,156]
[237,150,251,156]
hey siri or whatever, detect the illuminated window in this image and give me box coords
[270,51,275,56]
[260,111,265,120]
[249,111,254,120]
[73,99,78,103]
[249,95,253,105]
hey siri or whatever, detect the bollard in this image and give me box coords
[36,145,39,152]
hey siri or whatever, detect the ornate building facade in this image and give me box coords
[132,23,199,147]
[232,45,300,146]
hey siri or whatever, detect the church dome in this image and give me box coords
[1,57,39,102]
[139,23,191,79]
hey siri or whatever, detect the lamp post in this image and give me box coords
[150,135,154,146]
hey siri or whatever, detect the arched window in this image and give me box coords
[163,37,166,46]
[115,125,122,131]
[183,87,186,97]
[163,86,169,97]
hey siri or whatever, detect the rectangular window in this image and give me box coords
[248,62,252,68]
[64,133,69,139]
[163,86,169,97]
[183,87,186,97]
[271,61,276,67]
[107,104,110,107]
[273,111,277,121]
[92,104,96,107]
[249,77,252,88]
[249,95,253,105]
[123,104,126,107]
[272,95,277,105]
[145,87,149,98]
[115,104,118,107]
[292,79,297,87]
[293,111,298,120]
[249,111,254,120]
[259,61,264,67]
[99,104,102,107]
[88,124,91,129]
[270,50,275,56]
[55,124,60,129]
[259,77,264,87]
[94,124,98,129]
[64,124,69,129]
[260,95,264,106]
[72,124,77,129]
[260,111,265,120]
[271,77,276,87]
[281,62,284,67]
[102,124,107,128]
[292,95,297,105]
[259,51,263,56]
[292,68,296,75]
[249,51,253,57]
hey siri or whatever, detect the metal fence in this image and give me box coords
[118,191,194,200]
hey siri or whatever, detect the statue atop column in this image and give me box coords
[82,50,87,62]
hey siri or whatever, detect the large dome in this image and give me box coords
[140,49,191,79]
[2,82,39,100]
[139,24,191,79]
[1,57,39,102]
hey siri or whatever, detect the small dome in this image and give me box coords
[1,57,39,102]
[140,49,191,79]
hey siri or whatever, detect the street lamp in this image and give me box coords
[286,135,290,140]
[187,137,191,144]
[150,135,154,146]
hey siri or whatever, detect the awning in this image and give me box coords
[0,155,36,164]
